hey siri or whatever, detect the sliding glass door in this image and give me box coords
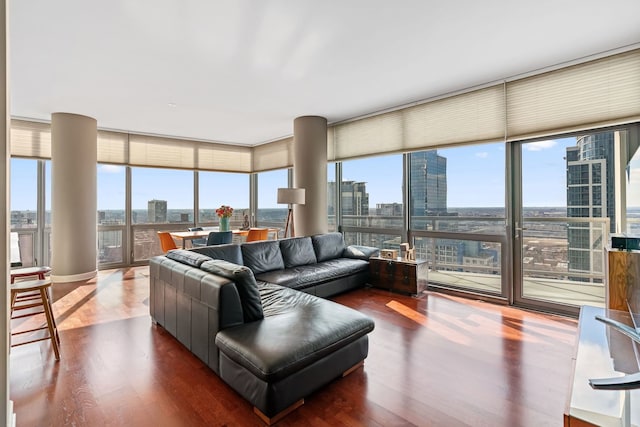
[512,126,638,314]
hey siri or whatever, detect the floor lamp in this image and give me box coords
[277,188,305,238]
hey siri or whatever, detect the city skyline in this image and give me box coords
[9,139,640,211]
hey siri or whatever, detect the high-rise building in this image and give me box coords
[566,131,615,280]
[376,203,403,216]
[410,151,447,216]
[148,199,168,223]
[328,181,369,216]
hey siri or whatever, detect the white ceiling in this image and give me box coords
[10,0,640,146]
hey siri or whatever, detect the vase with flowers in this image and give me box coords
[216,205,233,232]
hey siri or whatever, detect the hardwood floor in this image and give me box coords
[10,266,578,426]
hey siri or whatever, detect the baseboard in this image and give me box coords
[51,269,97,283]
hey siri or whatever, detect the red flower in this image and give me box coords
[216,205,233,218]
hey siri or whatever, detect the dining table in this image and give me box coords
[169,228,278,249]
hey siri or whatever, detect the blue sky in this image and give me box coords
[10,137,640,210]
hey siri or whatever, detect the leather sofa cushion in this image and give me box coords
[216,283,374,383]
[165,249,212,267]
[311,232,347,262]
[279,237,317,268]
[255,258,368,290]
[241,240,285,275]
[343,245,379,261]
[190,244,243,265]
[200,259,264,322]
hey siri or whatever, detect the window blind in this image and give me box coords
[128,134,252,172]
[252,136,293,172]
[10,120,252,172]
[330,85,505,161]
[10,119,51,159]
[403,85,505,149]
[506,49,640,141]
[97,130,128,164]
[128,134,197,169]
[198,141,252,173]
[330,110,403,161]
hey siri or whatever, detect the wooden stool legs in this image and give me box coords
[10,279,60,360]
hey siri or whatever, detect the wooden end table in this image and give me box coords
[369,256,428,296]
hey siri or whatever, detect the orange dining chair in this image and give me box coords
[157,232,178,253]
[245,228,269,242]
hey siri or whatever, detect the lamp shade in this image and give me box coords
[277,188,305,205]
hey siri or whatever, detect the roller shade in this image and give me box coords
[198,141,251,173]
[10,120,252,172]
[128,134,252,172]
[10,119,51,159]
[506,49,640,141]
[128,134,197,169]
[403,85,505,149]
[330,85,504,161]
[97,130,129,164]
[252,137,293,172]
[331,110,403,161]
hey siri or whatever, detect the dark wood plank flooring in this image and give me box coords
[10,267,577,426]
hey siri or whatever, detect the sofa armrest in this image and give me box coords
[343,245,380,261]
[150,256,244,330]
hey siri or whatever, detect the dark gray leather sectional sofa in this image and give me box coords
[149,232,379,423]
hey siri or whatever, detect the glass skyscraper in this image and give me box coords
[410,151,447,216]
[566,131,615,279]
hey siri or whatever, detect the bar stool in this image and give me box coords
[10,279,60,360]
[10,266,51,284]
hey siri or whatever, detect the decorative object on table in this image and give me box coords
[406,248,416,260]
[241,212,250,230]
[399,243,410,258]
[277,188,305,238]
[216,205,233,232]
[380,249,398,259]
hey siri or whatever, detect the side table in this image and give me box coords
[369,256,428,296]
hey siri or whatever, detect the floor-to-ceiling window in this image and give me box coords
[199,171,250,229]
[327,163,337,232]
[340,155,403,248]
[256,169,288,230]
[626,138,640,235]
[409,142,507,297]
[513,127,637,313]
[97,164,126,265]
[10,159,38,266]
[131,167,194,262]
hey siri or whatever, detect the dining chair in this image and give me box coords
[245,228,269,242]
[188,227,206,247]
[206,231,233,246]
[157,232,178,253]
